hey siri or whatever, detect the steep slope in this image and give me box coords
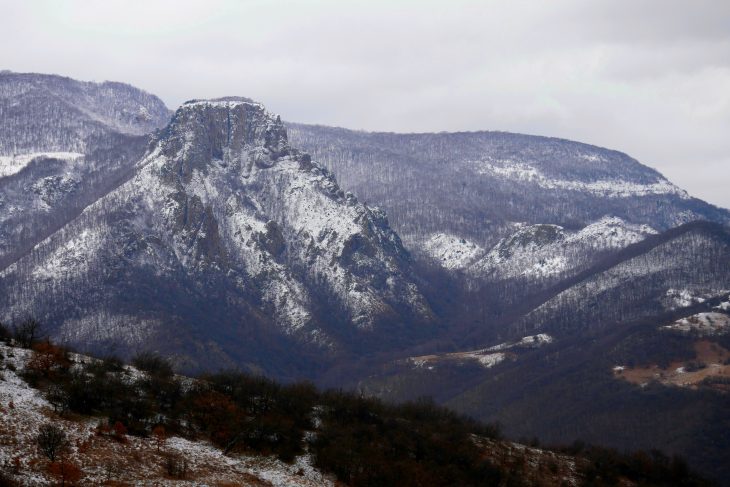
[0,98,432,376]
[0,71,172,269]
[287,124,730,283]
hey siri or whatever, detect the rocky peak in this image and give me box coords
[155,98,294,183]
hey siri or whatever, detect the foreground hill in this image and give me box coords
[0,337,711,486]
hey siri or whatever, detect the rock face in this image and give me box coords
[0,98,433,375]
[0,72,172,268]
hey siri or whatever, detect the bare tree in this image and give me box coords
[13,318,43,348]
[36,423,68,462]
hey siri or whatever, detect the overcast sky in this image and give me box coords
[2,0,729,208]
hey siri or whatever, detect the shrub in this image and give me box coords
[0,322,11,343]
[132,352,173,378]
[12,318,43,348]
[45,384,70,414]
[153,425,167,451]
[163,452,188,479]
[26,342,71,379]
[47,460,82,486]
[36,424,68,462]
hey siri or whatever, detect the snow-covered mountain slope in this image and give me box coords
[287,124,730,279]
[0,98,433,375]
[514,221,730,336]
[420,216,657,285]
[472,158,687,199]
[422,233,484,270]
[465,216,657,280]
[0,72,171,270]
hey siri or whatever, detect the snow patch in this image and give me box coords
[487,334,554,351]
[661,312,730,336]
[0,152,83,177]
[473,159,688,199]
[565,216,656,250]
[663,288,728,309]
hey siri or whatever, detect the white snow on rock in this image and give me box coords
[469,224,567,279]
[409,350,507,369]
[564,216,657,250]
[473,159,688,199]
[422,233,483,270]
[525,256,568,278]
[661,312,730,336]
[487,334,554,351]
[1,98,432,354]
[469,216,654,280]
[663,288,729,310]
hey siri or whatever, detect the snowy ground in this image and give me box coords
[614,340,730,390]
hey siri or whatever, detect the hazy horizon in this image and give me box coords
[1,0,728,209]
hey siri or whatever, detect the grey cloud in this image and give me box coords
[0,0,728,208]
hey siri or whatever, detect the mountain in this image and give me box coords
[2,72,729,482]
[285,123,730,483]
[0,71,172,269]
[0,96,433,376]
[287,124,730,287]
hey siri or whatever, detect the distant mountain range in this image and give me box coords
[1,71,729,483]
